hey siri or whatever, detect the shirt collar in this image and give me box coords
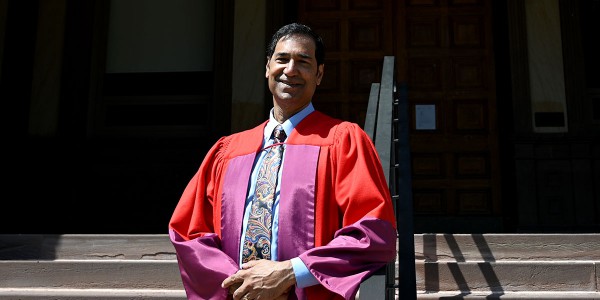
[264,103,315,141]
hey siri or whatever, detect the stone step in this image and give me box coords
[414,291,600,299]
[0,234,176,260]
[1,290,599,300]
[414,261,599,293]
[0,260,182,289]
[0,288,185,299]
[1,234,599,299]
[2,258,597,293]
[414,234,600,262]
[3,234,599,262]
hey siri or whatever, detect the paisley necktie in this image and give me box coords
[242,125,286,262]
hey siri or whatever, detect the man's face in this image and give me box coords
[266,34,324,113]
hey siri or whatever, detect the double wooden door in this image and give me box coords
[299,0,501,232]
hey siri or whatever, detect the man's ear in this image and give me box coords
[316,64,324,85]
[265,58,271,78]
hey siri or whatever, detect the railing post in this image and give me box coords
[377,56,397,300]
[395,81,417,299]
[361,56,416,300]
[360,83,386,300]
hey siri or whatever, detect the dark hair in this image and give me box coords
[267,23,325,66]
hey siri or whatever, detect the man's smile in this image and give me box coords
[277,78,302,87]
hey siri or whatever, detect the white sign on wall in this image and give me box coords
[415,104,436,130]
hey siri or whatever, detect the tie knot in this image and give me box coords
[273,125,286,143]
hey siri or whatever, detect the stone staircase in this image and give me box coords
[0,235,185,299]
[413,234,600,299]
[1,234,599,299]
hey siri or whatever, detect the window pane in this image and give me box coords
[106,0,214,73]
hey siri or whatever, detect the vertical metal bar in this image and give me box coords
[360,81,385,300]
[365,83,381,141]
[375,56,394,186]
[360,56,416,300]
[376,56,397,300]
[396,81,417,299]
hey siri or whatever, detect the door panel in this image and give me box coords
[298,0,393,125]
[299,0,501,232]
[399,0,500,222]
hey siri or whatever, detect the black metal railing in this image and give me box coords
[360,56,417,300]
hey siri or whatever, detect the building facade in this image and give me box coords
[0,0,598,234]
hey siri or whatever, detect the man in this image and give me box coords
[169,23,397,300]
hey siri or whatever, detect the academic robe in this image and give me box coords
[169,110,397,300]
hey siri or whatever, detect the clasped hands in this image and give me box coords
[222,259,296,300]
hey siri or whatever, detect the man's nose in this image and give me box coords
[284,60,299,75]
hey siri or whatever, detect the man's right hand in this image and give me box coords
[222,259,295,300]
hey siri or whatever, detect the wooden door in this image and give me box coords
[299,0,501,232]
[298,0,394,126]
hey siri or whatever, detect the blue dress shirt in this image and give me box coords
[239,103,319,288]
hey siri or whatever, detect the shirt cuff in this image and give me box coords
[290,257,320,288]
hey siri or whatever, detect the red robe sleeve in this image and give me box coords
[168,137,239,300]
[300,122,397,300]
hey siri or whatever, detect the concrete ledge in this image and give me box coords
[0,234,175,260]
[415,234,600,262]
[3,234,600,299]
[3,234,599,261]
[0,260,182,289]
[415,291,600,299]
[416,261,599,292]
[0,288,186,299]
